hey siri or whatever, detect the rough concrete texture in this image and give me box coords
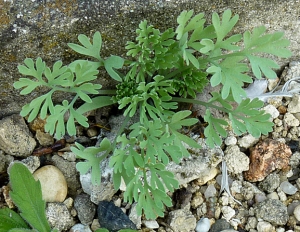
[0,0,299,117]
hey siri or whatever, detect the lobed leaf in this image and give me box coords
[68,31,102,61]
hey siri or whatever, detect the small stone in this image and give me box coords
[288,201,300,215]
[257,221,275,232]
[258,173,280,193]
[46,202,75,231]
[167,207,196,232]
[204,184,217,199]
[35,130,54,146]
[21,156,40,173]
[129,203,142,229]
[284,112,300,127]
[224,136,237,146]
[33,165,67,202]
[245,217,258,230]
[74,193,96,225]
[280,181,298,195]
[266,192,279,200]
[238,134,259,149]
[278,105,287,114]
[195,217,210,232]
[244,139,292,182]
[224,145,249,174]
[142,220,159,229]
[97,201,137,232]
[91,219,100,231]
[262,104,279,120]
[0,114,36,157]
[210,219,233,232]
[293,205,300,221]
[69,224,92,232]
[288,95,300,113]
[221,206,235,221]
[86,127,98,137]
[254,199,288,225]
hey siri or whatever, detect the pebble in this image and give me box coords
[258,173,280,193]
[221,206,236,221]
[167,206,196,232]
[74,193,96,225]
[287,95,300,113]
[195,217,210,232]
[129,203,142,229]
[33,165,67,202]
[224,145,249,174]
[35,129,54,146]
[280,181,298,195]
[142,220,159,229]
[69,224,92,232]
[224,136,237,146]
[238,134,259,149]
[293,204,300,221]
[210,219,233,232]
[262,104,280,120]
[204,184,217,199]
[97,201,137,232]
[0,114,36,157]
[21,156,40,173]
[254,199,288,226]
[284,112,300,127]
[257,221,275,232]
[46,202,75,231]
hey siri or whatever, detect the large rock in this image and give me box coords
[0,0,299,118]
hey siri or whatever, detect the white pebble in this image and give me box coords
[143,220,159,229]
[221,206,235,221]
[195,217,210,232]
[280,181,298,195]
[257,221,274,232]
[294,205,300,221]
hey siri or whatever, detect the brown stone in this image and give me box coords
[244,139,292,182]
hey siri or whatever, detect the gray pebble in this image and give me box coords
[74,193,96,225]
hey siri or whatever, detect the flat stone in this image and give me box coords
[224,145,249,174]
[0,114,36,157]
[167,206,196,232]
[33,165,68,202]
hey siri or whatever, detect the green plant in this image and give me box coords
[0,163,57,232]
[14,10,291,219]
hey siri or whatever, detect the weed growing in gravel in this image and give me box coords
[14,10,291,219]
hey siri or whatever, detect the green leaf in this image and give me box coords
[68,31,102,61]
[0,208,29,232]
[9,163,51,232]
[207,57,252,103]
[104,55,124,81]
[204,109,228,147]
[72,138,112,185]
[212,9,239,42]
[76,96,114,115]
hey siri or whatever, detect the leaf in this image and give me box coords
[72,138,112,185]
[212,9,239,42]
[9,163,51,232]
[104,55,124,81]
[0,208,29,231]
[76,96,114,115]
[204,109,228,147]
[68,31,102,61]
[207,57,252,103]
